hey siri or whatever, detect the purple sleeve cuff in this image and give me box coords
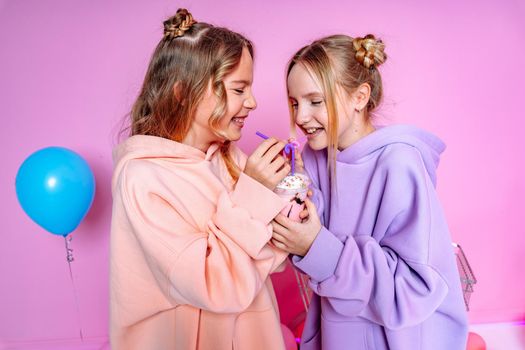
[292,226,344,282]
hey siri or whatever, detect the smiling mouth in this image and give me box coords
[302,127,324,138]
[232,116,247,127]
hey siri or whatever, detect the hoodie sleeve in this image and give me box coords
[294,144,449,329]
[117,160,288,314]
[289,146,333,277]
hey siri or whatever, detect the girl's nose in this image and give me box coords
[295,107,311,125]
[244,92,257,110]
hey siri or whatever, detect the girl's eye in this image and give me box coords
[311,100,323,106]
[233,89,245,94]
[291,103,298,109]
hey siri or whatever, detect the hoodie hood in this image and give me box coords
[337,124,446,186]
[112,135,220,190]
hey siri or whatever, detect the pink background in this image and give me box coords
[2,0,524,347]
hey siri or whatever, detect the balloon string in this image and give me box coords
[65,235,84,342]
[293,268,309,312]
[301,273,311,308]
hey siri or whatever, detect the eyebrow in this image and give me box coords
[303,92,323,98]
[229,80,251,85]
[289,92,324,99]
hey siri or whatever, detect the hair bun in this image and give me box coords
[353,34,386,69]
[163,8,197,39]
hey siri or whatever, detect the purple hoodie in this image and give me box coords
[293,125,468,350]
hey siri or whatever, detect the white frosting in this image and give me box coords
[276,173,309,190]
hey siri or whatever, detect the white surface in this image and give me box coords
[470,322,525,350]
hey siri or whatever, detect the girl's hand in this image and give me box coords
[294,147,304,173]
[244,137,290,190]
[271,198,322,256]
[298,190,313,221]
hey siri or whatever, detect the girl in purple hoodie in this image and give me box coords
[270,34,468,349]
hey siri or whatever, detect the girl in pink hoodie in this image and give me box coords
[110,9,290,350]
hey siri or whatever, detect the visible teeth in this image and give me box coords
[306,128,318,134]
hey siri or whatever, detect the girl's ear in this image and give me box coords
[353,83,371,111]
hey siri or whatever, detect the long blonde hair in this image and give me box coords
[130,8,253,181]
[287,34,386,178]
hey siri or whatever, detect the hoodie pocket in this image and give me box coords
[321,315,377,350]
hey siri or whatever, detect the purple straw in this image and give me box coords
[255,131,269,140]
[284,143,296,175]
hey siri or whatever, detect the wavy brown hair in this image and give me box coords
[287,34,386,178]
[129,9,253,181]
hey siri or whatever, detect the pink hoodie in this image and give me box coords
[110,135,288,349]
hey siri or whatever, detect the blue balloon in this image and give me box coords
[15,147,96,236]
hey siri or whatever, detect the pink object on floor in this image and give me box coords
[467,331,486,350]
[281,323,298,350]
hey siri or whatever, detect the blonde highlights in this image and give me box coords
[129,8,253,181]
[287,34,387,177]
